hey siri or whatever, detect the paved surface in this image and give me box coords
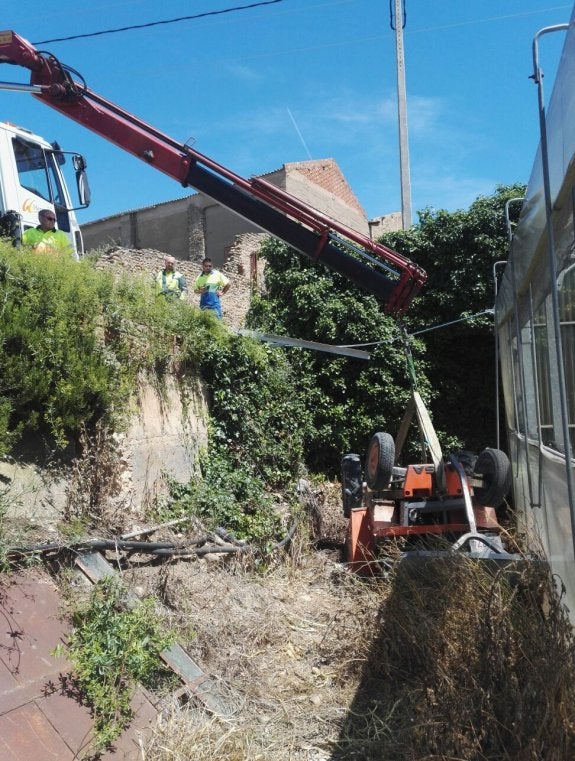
[0,568,158,760]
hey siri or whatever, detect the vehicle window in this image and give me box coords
[13,137,51,201]
[559,264,575,450]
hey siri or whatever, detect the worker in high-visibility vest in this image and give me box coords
[155,255,187,300]
[22,209,76,258]
[194,257,230,318]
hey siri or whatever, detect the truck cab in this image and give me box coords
[0,121,89,257]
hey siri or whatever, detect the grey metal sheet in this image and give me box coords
[239,329,370,359]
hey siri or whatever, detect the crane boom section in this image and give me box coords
[0,30,427,315]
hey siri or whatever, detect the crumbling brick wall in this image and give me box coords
[94,231,268,329]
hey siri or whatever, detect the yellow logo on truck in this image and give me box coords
[22,198,39,213]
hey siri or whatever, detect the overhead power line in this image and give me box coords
[339,309,494,349]
[33,0,285,45]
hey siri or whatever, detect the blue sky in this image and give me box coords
[1,1,571,225]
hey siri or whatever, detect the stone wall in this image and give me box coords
[94,230,267,329]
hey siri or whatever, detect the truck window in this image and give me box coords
[13,137,66,207]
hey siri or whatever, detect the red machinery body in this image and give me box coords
[346,462,504,574]
[0,30,427,316]
[342,410,516,574]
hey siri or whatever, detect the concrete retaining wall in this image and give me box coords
[0,373,209,527]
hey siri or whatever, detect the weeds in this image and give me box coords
[161,448,285,544]
[332,553,575,761]
[54,575,176,754]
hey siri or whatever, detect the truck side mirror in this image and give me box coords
[72,154,87,172]
[71,153,90,206]
[76,168,91,207]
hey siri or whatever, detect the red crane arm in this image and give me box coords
[0,30,427,315]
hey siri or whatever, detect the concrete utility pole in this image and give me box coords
[391,0,412,230]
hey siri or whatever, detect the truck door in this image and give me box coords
[12,135,84,255]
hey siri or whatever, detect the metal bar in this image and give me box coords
[394,394,416,459]
[414,391,444,485]
[528,285,544,509]
[238,329,371,359]
[493,260,507,449]
[448,455,477,535]
[392,0,412,229]
[532,23,575,551]
[0,80,42,92]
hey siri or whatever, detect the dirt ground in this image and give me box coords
[126,549,382,760]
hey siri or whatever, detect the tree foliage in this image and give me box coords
[0,248,126,451]
[246,184,525,470]
[380,183,526,452]
[200,333,309,486]
[246,239,435,474]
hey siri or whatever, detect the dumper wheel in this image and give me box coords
[473,447,511,507]
[365,432,395,490]
[341,453,363,518]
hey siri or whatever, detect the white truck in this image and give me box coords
[0,119,89,256]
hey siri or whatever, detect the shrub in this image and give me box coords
[55,576,175,753]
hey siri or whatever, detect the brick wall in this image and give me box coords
[284,159,367,218]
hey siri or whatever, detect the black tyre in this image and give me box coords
[473,447,511,507]
[341,453,363,518]
[365,432,395,491]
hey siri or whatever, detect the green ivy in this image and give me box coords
[200,333,310,486]
[165,448,284,543]
[246,238,435,472]
[54,576,175,753]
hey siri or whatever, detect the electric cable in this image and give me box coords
[33,0,286,46]
[338,308,494,349]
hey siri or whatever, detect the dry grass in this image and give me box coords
[334,553,575,761]
[127,545,384,761]
[82,490,575,760]
[141,709,258,760]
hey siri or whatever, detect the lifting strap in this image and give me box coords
[395,325,446,493]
